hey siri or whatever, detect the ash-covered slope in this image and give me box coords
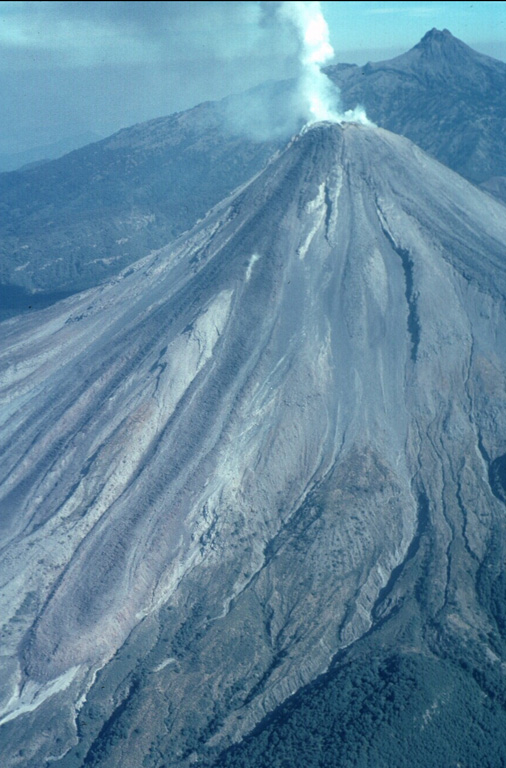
[1,123,506,767]
[328,29,506,193]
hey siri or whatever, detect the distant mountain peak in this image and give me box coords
[354,25,505,82]
[415,26,473,57]
[409,25,500,69]
[324,27,506,190]
[420,27,454,43]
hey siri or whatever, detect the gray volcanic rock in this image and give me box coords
[1,122,506,767]
[328,28,506,186]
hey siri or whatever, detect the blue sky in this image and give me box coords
[0,1,505,154]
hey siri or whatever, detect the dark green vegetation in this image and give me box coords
[212,651,506,768]
[42,495,506,768]
[208,458,506,768]
[56,627,506,768]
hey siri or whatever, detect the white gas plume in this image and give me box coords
[279,0,370,126]
[220,0,370,141]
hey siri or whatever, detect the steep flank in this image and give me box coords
[1,123,506,767]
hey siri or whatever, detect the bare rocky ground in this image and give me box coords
[1,122,506,766]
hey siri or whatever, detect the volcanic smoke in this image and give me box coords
[279,0,370,126]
